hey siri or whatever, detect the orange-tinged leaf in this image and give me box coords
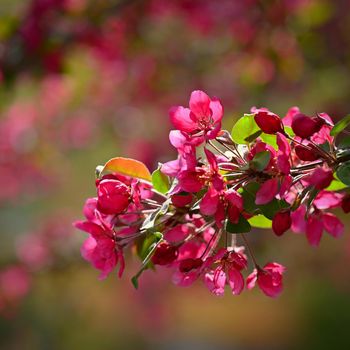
[102,157,152,181]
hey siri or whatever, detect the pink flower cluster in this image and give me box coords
[75,90,350,297]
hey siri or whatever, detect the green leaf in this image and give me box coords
[336,162,350,186]
[330,114,350,136]
[241,182,260,214]
[131,233,163,289]
[248,215,272,228]
[231,114,260,144]
[284,126,295,138]
[138,233,160,260]
[152,165,170,194]
[259,199,289,220]
[250,151,271,171]
[326,178,348,191]
[260,133,278,150]
[338,136,350,149]
[225,215,251,233]
[241,182,288,218]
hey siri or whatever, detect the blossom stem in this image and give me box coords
[241,234,259,268]
[200,229,222,259]
[208,140,230,159]
[141,199,161,207]
[216,138,246,163]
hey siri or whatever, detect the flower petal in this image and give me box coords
[322,213,344,238]
[189,90,211,119]
[306,216,323,247]
[169,106,197,133]
[255,178,279,205]
[227,268,244,295]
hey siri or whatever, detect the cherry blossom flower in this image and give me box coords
[169,90,223,141]
[247,263,286,298]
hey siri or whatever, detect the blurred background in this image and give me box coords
[1,0,350,349]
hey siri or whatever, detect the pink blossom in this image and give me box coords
[81,236,124,279]
[291,202,344,246]
[247,262,285,298]
[169,90,223,141]
[204,248,247,296]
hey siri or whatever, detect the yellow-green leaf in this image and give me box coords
[248,215,272,229]
[102,157,152,181]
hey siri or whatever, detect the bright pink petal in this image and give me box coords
[204,269,226,296]
[172,270,199,287]
[206,121,222,140]
[178,170,203,193]
[169,106,197,133]
[200,186,219,216]
[257,263,285,298]
[246,269,257,290]
[83,198,98,221]
[313,191,343,210]
[227,268,244,295]
[209,98,223,123]
[306,216,323,247]
[74,221,105,238]
[161,159,180,177]
[307,166,333,190]
[81,236,97,262]
[277,154,290,175]
[164,225,190,243]
[279,175,292,197]
[322,213,344,238]
[169,130,188,149]
[277,132,291,157]
[225,189,243,210]
[204,148,218,172]
[255,178,279,205]
[189,90,211,119]
[291,205,306,234]
[214,201,226,228]
[282,106,300,127]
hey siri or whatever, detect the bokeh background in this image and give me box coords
[1,0,350,349]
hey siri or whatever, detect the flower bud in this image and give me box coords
[151,242,178,265]
[291,113,324,139]
[294,144,320,161]
[171,192,193,207]
[97,179,130,215]
[272,210,291,236]
[254,110,284,134]
[341,194,350,213]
